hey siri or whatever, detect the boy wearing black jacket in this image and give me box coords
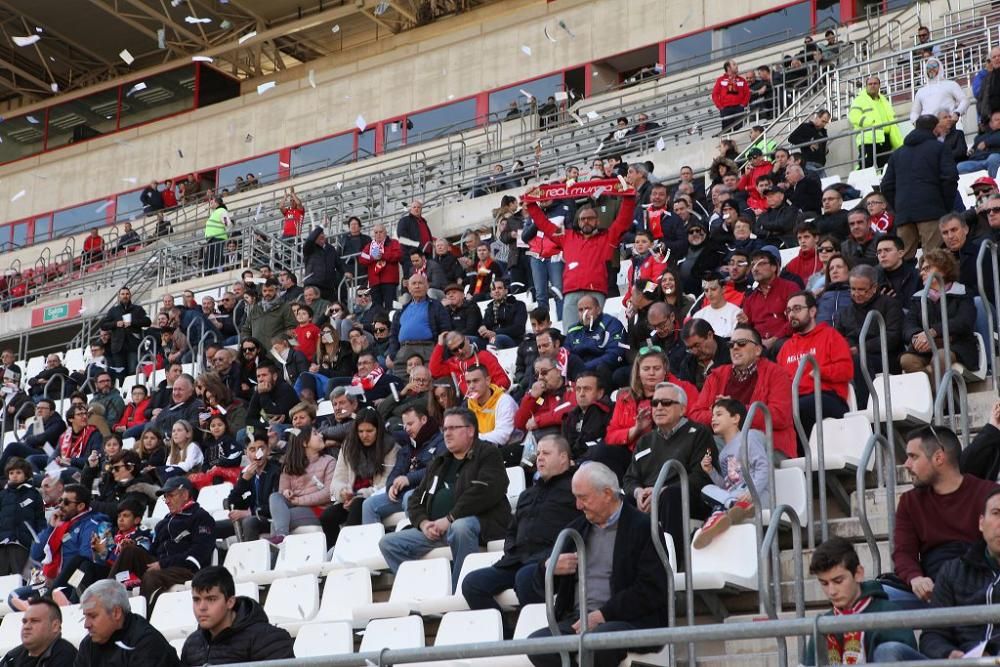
[0,459,44,576]
[219,436,280,542]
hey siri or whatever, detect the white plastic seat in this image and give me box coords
[120,374,139,398]
[129,595,148,619]
[60,605,87,647]
[779,247,798,267]
[420,550,517,615]
[149,590,198,640]
[258,532,328,583]
[409,609,504,667]
[280,567,371,636]
[495,347,518,380]
[820,175,842,189]
[144,496,169,529]
[329,523,388,573]
[603,295,625,322]
[847,167,881,196]
[359,615,425,652]
[352,558,452,627]
[197,482,234,520]
[262,573,320,624]
[0,574,23,616]
[293,621,354,658]
[506,466,526,507]
[762,467,808,527]
[24,355,45,380]
[783,414,874,472]
[954,332,988,382]
[224,539,274,584]
[689,523,758,591]
[0,612,21,656]
[63,348,86,373]
[169,637,187,656]
[863,372,933,425]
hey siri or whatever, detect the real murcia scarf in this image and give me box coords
[826,595,872,664]
[521,178,634,203]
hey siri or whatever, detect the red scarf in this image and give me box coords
[474,259,495,294]
[522,178,634,203]
[352,366,384,391]
[59,425,96,460]
[42,510,91,579]
[826,596,872,664]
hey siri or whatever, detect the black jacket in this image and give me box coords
[511,334,538,401]
[151,502,216,572]
[446,301,483,338]
[303,228,345,291]
[675,341,732,391]
[814,210,850,242]
[483,296,527,342]
[74,613,179,667]
[786,176,823,216]
[787,120,828,166]
[920,540,1000,658]
[877,262,922,312]
[495,468,581,569]
[561,399,612,461]
[246,381,299,433]
[180,597,293,665]
[754,203,802,247]
[0,483,44,548]
[942,128,969,164]
[835,292,905,359]
[100,302,152,354]
[2,637,77,666]
[902,285,979,370]
[80,467,159,519]
[229,459,282,518]
[841,233,883,267]
[552,502,669,629]
[396,213,433,255]
[962,424,1000,482]
[881,128,959,227]
[433,252,465,285]
[150,398,204,441]
[624,420,717,499]
[21,414,66,450]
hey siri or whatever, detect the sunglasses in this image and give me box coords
[987,207,1000,215]
[729,338,757,349]
[374,327,388,333]
[638,345,664,355]
[242,347,257,353]
[110,464,128,472]
[650,398,681,408]
[818,246,836,253]
[449,344,465,355]
[59,498,79,506]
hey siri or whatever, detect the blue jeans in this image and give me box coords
[975,296,993,373]
[378,516,481,591]
[268,492,321,537]
[959,154,1000,178]
[530,257,564,321]
[871,642,926,662]
[491,334,518,350]
[461,562,543,612]
[361,492,403,525]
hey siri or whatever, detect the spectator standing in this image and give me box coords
[359,224,403,311]
[203,196,231,274]
[338,216,372,271]
[387,275,452,373]
[279,188,305,240]
[521,199,567,321]
[140,180,164,215]
[976,47,1000,125]
[849,75,902,169]
[82,229,104,266]
[936,111,969,165]
[909,58,969,123]
[99,287,150,379]
[788,110,831,176]
[76,580,179,666]
[302,225,346,302]
[239,279,296,353]
[397,200,434,273]
[711,60,751,132]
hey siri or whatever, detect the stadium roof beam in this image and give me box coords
[82,0,190,59]
[117,0,210,49]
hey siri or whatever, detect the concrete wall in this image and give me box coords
[0,0,788,227]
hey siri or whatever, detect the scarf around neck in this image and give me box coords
[826,595,872,664]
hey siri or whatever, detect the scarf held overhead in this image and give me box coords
[522,178,635,203]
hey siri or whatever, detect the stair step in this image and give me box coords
[723,611,816,655]
[779,540,890,584]
[850,483,913,518]
[695,652,780,667]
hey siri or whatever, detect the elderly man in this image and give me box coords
[814,187,850,241]
[677,319,731,390]
[527,462,669,667]
[211,348,241,398]
[77,580,178,666]
[784,164,822,216]
[239,279,296,356]
[788,109,831,176]
[376,365,432,430]
[1,598,77,665]
[464,365,518,448]
[90,372,124,426]
[0,398,65,471]
[378,408,509,591]
[113,477,215,602]
[149,375,203,440]
[99,287,151,382]
[841,208,883,266]
[397,199,434,273]
[624,382,716,570]
[565,295,625,380]
[387,274,451,373]
[462,435,579,619]
[429,331,509,394]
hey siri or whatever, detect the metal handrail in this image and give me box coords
[933,369,971,449]
[740,400,775,604]
[42,372,69,401]
[649,459,693,667]
[758,504,806,666]
[2,400,36,446]
[858,309,895,446]
[544,527,589,667]
[855,432,896,574]
[919,270,951,395]
[791,354,824,548]
[976,240,1000,393]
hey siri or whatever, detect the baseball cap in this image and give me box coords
[157,477,194,496]
[754,245,782,267]
[444,283,463,293]
[747,147,764,159]
[972,176,997,192]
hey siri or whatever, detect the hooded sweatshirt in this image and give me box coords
[779,322,854,402]
[910,57,970,123]
[181,596,294,664]
[467,385,518,446]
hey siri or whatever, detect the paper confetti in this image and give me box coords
[656,137,665,151]
[220,20,232,30]
[25,116,39,124]
[256,81,276,95]
[585,111,599,121]
[185,16,212,24]
[519,89,533,99]
[126,82,147,96]
[331,24,340,33]
[355,114,367,132]
[520,44,532,56]
[10,190,25,202]
[238,31,256,45]
[50,83,58,92]
[307,69,316,88]
[157,28,166,49]
[119,49,134,65]
[12,35,40,47]
[177,149,184,158]
[554,91,568,101]
[191,55,213,62]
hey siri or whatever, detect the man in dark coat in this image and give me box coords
[180,566,293,665]
[1,598,77,666]
[302,226,346,302]
[527,462,669,667]
[881,114,959,259]
[443,284,483,339]
[875,236,921,313]
[481,281,528,349]
[99,287,151,382]
[784,164,822,216]
[787,110,831,174]
[462,435,580,618]
[76,579,179,667]
[397,200,434,273]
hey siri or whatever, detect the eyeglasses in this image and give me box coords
[442,425,472,432]
[987,207,1000,215]
[818,246,836,253]
[59,498,78,506]
[729,338,757,349]
[374,327,388,334]
[784,305,809,315]
[687,228,705,236]
[650,398,681,408]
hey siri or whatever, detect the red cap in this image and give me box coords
[972,176,997,190]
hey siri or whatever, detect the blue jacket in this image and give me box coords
[30,510,111,577]
[386,426,445,489]
[20,416,65,451]
[0,483,44,548]
[816,281,851,328]
[151,502,216,572]
[565,312,626,370]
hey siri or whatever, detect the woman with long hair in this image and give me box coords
[268,426,335,544]
[161,419,204,481]
[660,267,695,325]
[428,378,459,426]
[137,427,167,481]
[320,408,398,548]
[816,254,852,327]
[602,348,670,478]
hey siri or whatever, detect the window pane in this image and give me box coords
[715,2,811,57]
[52,202,104,238]
[46,88,121,151]
[11,222,27,249]
[358,129,375,159]
[116,189,145,222]
[405,99,477,146]
[383,119,406,152]
[489,73,564,118]
[816,0,841,30]
[32,216,52,243]
[119,67,196,129]
[0,114,45,164]
[217,153,280,194]
[291,133,355,176]
[665,32,713,73]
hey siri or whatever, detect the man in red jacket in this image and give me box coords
[429,331,510,395]
[739,247,799,355]
[778,291,854,453]
[711,60,751,132]
[525,193,636,331]
[514,356,577,439]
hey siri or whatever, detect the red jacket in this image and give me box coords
[785,248,822,284]
[428,344,510,394]
[624,253,669,307]
[115,399,150,431]
[514,386,577,431]
[605,374,698,451]
[83,235,103,253]
[689,359,796,458]
[737,161,774,193]
[711,74,751,110]
[526,195,636,295]
[742,277,799,340]
[359,239,403,287]
[778,322,854,403]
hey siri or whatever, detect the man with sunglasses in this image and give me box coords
[623,382,715,571]
[689,324,797,459]
[429,331,509,396]
[962,176,999,234]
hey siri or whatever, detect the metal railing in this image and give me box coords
[649,459,693,667]
[757,504,806,667]
[855,431,897,575]
[543,528,589,667]
[740,400,776,600]
[920,270,952,394]
[791,354,825,549]
[859,309,896,446]
[976,240,1000,393]
[934,368,971,449]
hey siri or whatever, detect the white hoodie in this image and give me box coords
[910,57,970,122]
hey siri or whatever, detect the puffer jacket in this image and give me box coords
[495,467,581,569]
[483,296,528,341]
[180,597,294,665]
[881,127,958,227]
[0,483,44,548]
[816,281,851,327]
[75,612,180,667]
[909,57,970,122]
[903,282,979,370]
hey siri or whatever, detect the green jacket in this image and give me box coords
[803,580,918,665]
[848,90,903,149]
[205,206,229,240]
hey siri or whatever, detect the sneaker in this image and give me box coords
[727,500,755,526]
[692,510,730,549]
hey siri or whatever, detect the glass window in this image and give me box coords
[31,216,52,243]
[217,153,280,194]
[52,202,103,238]
[816,0,841,29]
[11,222,28,249]
[291,133,355,176]
[383,118,406,152]
[405,99,477,146]
[119,67,196,129]
[489,73,564,118]
[665,31,713,73]
[358,129,375,159]
[0,114,45,164]
[45,88,121,151]
[714,3,811,58]
[116,189,144,222]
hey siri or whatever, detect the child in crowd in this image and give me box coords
[0,458,45,576]
[137,427,167,482]
[91,498,154,590]
[189,414,243,489]
[294,305,321,364]
[221,434,282,542]
[694,398,771,549]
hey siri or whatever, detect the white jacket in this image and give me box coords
[910,57,969,122]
